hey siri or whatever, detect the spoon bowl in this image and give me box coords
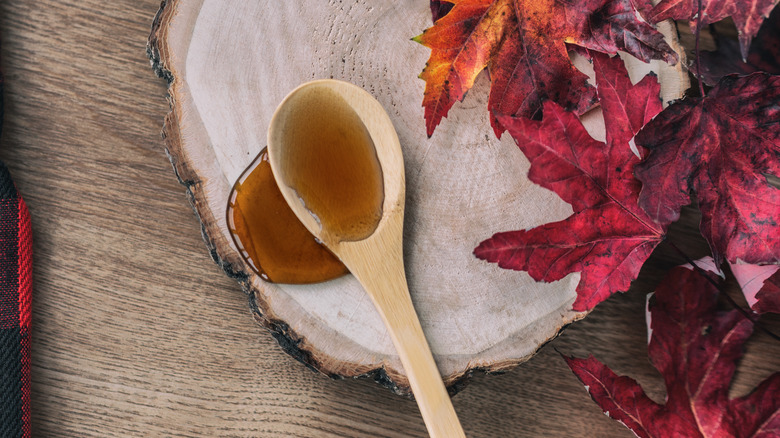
[268,80,465,438]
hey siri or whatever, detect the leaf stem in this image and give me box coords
[695,0,706,96]
[668,242,780,342]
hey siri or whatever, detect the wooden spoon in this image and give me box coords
[267,79,465,438]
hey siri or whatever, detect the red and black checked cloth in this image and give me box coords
[0,161,31,437]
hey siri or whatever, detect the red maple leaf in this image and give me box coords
[691,6,780,86]
[754,270,780,314]
[731,261,780,314]
[647,0,780,59]
[634,73,780,266]
[474,53,667,311]
[563,263,780,437]
[413,0,677,137]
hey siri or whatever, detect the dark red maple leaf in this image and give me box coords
[691,6,780,86]
[474,53,667,311]
[414,0,677,137]
[634,73,780,266]
[647,0,780,60]
[430,0,454,22]
[754,270,780,314]
[563,262,780,437]
[731,262,780,314]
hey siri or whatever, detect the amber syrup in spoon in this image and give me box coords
[274,86,385,243]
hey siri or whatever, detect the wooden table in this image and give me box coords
[1,1,777,436]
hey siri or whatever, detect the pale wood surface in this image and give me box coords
[153,0,586,390]
[0,1,777,437]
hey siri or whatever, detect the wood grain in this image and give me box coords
[0,1,775,437]
[151,0,587,392]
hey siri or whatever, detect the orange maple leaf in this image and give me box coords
[414,0,677,137]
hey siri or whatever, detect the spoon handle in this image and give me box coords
[342,224,466,437]
[371,278,466,437]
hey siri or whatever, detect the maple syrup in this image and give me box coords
[275,86,384,242]
[227,148,348,284]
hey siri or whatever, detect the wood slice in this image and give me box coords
[147,0,688,395]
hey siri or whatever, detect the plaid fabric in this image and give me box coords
[0,161,32,436]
